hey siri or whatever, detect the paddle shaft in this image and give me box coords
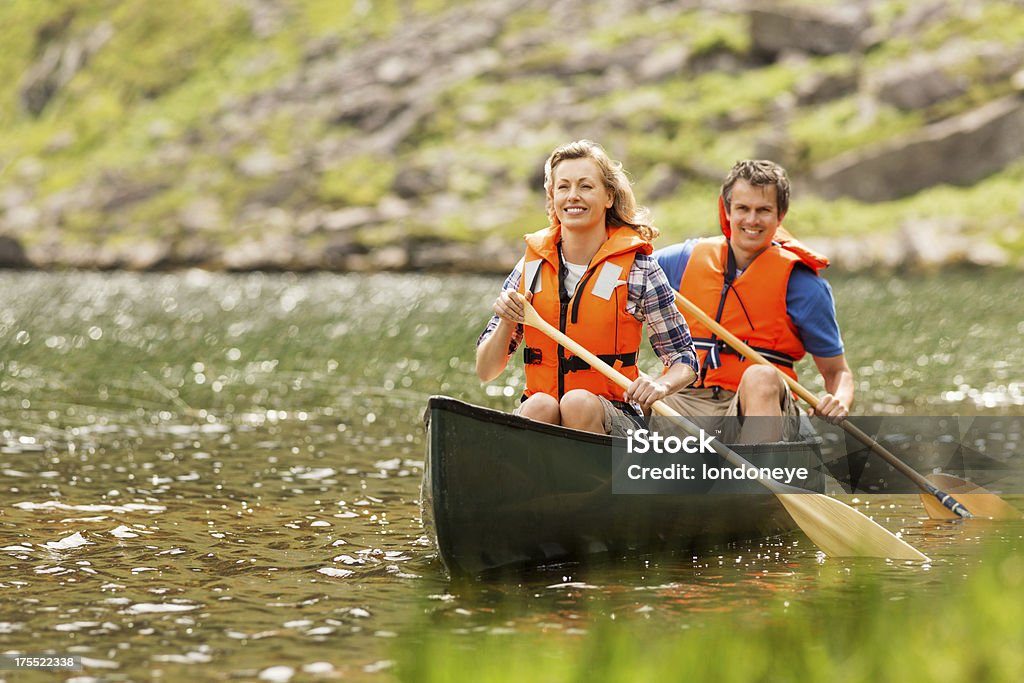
[672,291,973,519]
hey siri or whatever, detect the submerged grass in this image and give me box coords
[395,541,1024,682]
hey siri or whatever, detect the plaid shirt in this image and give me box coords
[477,252,699,374]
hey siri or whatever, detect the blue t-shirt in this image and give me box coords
[653,239,844,358]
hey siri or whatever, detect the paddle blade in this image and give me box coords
[777,493,930,561]
[920,473,1023,520]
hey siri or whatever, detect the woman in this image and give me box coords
[476,140,698,434]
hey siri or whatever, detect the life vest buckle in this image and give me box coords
[523,346,543,365]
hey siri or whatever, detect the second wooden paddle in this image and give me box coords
[674,290,1020,520]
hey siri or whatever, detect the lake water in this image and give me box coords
[1,269,1022,681]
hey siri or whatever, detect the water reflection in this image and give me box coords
[0,270,1021,679]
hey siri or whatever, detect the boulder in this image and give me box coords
[812,95,1024,201]
[872,42,1024,111]
[19,22,113,115]
[345,245,409,272]
[688,46,751,76]
[318,207,381,234]
[174,237,218,267]
[875,65,966,111]
[754,129,808,172]
[897,218,1008,269]
[808,235,887,271]
[870,43,976,111]
[45,130,76,153]
[2,205,40,233]
[643,164,685,202]
[178,197,225,233]
[237,148,291,179]
[320,238,365,270]
[637,44,690,82]
[393,165,448,200]
[123,240,174,271]
[222,234,300,271]
[750,6,870,58]
[980,44,1024,83]
[408,237,517,273]
[794,69,860,107]
[0,235,29,268]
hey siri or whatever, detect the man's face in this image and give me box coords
[726,179,781,260]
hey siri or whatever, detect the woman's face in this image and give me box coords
[551,157,614,234]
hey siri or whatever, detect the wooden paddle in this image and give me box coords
[673,290,1021,520]
[518,294,930,561]
[916,474,1021,520]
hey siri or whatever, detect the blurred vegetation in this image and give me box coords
[1,0,1023,264]
[395,539,1024,682]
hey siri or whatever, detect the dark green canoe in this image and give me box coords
[422,396,827,577]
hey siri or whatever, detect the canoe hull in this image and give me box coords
[422,396,825,577]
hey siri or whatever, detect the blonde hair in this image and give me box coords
[543,140,659,242]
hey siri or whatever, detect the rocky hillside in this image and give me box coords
[2,0,1024,272]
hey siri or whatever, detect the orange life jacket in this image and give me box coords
[679,230,829,392]
[520,225,650,401]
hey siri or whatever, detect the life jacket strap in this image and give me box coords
[692,337,795,369]
[559,351,638,374]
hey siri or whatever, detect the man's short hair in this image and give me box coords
[721,160,790,217]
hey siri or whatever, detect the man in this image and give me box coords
[654,160,853,444]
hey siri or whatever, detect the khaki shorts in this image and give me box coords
[514,394,643,436]
[659,378,802,443]
[596,396,645,437]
